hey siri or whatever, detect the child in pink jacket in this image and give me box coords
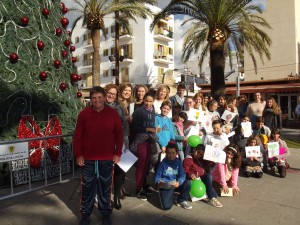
[212,144,242,196]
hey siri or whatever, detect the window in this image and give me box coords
[75,37,79,43]
[104,27,109,35]
[122,67,129,83]
[111,69,116,76]
[103,70,109,77]
[83,34,87,41]
[111,26,115,33]
[103,49,109,56]
[110,47,115,56]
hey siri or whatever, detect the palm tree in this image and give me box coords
[150,0,272,98]
[71,0,156,86]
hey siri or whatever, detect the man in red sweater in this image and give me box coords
[74,86,123,225]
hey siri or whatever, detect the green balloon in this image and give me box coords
[187,135,202,147]
[190,179,206,198]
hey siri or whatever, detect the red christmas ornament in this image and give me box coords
[77,75,82,81]
[64,39,71,47]
[59,82,67,91]
[54,59,61,69]
[62,7,68,14]
[67,30,72,36]
[71,56,77,63]
[77,91,83,98]
[61,2,65,8]
[55,27,63,36]
[60,17,69,28]
[70,46,75,52]
[70,73,79,82]
[9,52,19,63]
[21,16,29,26]
[39,71,48,81]
[42,8,50,16]
[61,50,68,58]
[37,40,45,51]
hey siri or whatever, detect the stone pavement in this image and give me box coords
[0,130,299,225]
[1,149,299,225]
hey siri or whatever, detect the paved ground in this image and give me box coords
[0,129,299,225]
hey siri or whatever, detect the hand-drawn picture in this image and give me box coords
[221,110,236,123]
[203,145,226,163]
[241,122,252,137]
[245,146,261,158]
[267,142,280,158]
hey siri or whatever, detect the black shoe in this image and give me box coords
[80,214,90,225]
[114,195,122,210]
[143,185,153,194]
[136,189,147,201]
[102,217,112,225]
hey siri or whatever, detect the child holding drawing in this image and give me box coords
[155,141,192,210]
[267,129,290,178]
[243,135,263,178]
[212,144,241,196]
[183,144,223,208]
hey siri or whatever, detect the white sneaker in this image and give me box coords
[208,197,223,208]
[175,200,192,210]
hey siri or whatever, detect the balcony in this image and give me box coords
[153,54,174,65]
[154,30,173,42]
[83,39,93,49]
[82,59,93,67]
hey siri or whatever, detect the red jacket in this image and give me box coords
[183,156,205,179]
[73,106,123,160]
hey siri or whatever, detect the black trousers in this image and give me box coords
[113,164,125,197]
[80,160,113,218]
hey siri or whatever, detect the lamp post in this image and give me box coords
[236,64,244,96]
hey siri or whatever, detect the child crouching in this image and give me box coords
[155,141,192,210]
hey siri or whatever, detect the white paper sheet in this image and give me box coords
[203,145,226,163]
[245,146,261,158]
[117,150,138,172]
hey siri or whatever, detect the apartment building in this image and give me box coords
[71,4,174,98]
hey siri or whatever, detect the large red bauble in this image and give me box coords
[77,92,82,98]
[61,50,68,58]
[70,73,79,82]
[61,2,65,8]
[39,71,47,81]
[64,39,71,47]
[21,16,29,26]
[55,27,63,36]
[70,46,75,52]
[71,57,77,63]
[60,17,69,28]
[9,53,19,63]
[54,59,61,69]
[42,8,50,16]
[37,40,45,50]
[62,7,68,14]
[59,82,67,90]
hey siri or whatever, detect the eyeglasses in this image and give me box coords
[107,92,116,96]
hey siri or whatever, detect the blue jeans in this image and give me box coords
[81,160,113,217]
[159,180,191,210]
[200,173,218,199]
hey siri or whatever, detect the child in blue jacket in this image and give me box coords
[155,141,192,210]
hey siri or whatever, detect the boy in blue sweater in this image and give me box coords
[155,101,175,153]
[155,141,192,210]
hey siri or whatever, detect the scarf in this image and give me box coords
[174,94,185,106]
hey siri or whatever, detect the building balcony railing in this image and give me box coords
[83,59,93,66]
[154,30,173,42]
[153,54,174,64]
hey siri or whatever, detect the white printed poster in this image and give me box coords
[0,142,28,163]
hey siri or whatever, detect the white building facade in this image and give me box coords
[71,5,174,97]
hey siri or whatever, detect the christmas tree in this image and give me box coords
[0,0,82,140]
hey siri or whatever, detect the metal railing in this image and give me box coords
[0,134,75,200]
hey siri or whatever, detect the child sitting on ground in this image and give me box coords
[155,141,192,210]
[183,144,223,208]
[267,128,290,178]
[212,144,242,196]
[243,135,264,178]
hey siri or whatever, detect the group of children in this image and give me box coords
[106,83,290,212]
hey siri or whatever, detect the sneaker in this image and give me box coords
[208,198,223,208]
[175,200,192,210]
[272,166,278,174]
[136,189,147,201]
[80,214,90,225]
[143,185,153,194]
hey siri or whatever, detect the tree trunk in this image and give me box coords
[91,29,100,86]
[210,41,225,99]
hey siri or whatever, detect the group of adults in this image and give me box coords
[73,82,284,225]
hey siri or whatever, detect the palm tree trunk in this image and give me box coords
[210,41,226,99]
[91,29,100,86]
